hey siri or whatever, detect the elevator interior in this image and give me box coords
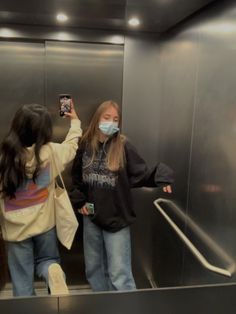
[1,0,236,313]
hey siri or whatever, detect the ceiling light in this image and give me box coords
[128,17,140,27]
[56,32,71,41]
[111,36,124,45]
[0,28,14,37]
[56,13,68,22]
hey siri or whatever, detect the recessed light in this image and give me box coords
[56,32,71,41]
[111,36,124,45]
[0,28,14,37]
[128,17,140,27]
[56,13,68,22]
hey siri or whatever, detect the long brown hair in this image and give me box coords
[81,100,125,171]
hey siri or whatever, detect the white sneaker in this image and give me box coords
[48,263,69,295]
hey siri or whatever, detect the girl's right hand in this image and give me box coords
[78,205,89,215]
[64,99,79,120]
[162,185,172,193]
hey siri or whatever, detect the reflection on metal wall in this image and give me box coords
[0,40,124,291]
[181,0,236,285]
[45,41,124,287]
[122,33,197,287]
[122,36,164,288]
[150,0,236,286]
[0,41,45,291]
[45,41,123,188]
[122,32,198,287]
[2,282,236,314]
[155,32,200,286]
[0,42,45,138]
[123,0,236,288]
[45,41,123,140]
[2,0,236,293]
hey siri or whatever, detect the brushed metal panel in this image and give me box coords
[151,30,199,286]
[182,0,236,285]
[0,39,124,292]
[0,25,125,44]
[45,40,124,286]
[0,296,57,314]
[0,41,44,289]
[0,41,45,139]
[58,283,236,314]
[122,30,198,287]
[122,35,164,288]
[45,41,123,139]
[1,283,236,314]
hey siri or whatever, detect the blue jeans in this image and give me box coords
[7,227,60,296]
[83,216,136,291]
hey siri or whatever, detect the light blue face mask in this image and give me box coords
[99,121,120,136]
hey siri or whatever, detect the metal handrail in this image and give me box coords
[153,198,232,277]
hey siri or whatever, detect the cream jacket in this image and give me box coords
[0,119,82,242]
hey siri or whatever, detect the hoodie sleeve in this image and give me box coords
[69,146,87,210]
[125,141,174,188]
[50,119,82,174]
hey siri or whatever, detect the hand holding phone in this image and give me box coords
[59,94,72,117]
[59,94,78,119]
[86,202,95,215]
[78,203,94,215]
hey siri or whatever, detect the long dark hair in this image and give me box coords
[0,104,52,199]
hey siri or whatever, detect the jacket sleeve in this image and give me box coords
[125,141,174,188]
[50,119,82,175]
[69,147,87,210]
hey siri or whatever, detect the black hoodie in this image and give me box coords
[70,139,174,232]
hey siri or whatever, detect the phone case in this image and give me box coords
[59,95,71,116]
[86,202,95,215]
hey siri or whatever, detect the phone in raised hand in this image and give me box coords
[59,94,72,117]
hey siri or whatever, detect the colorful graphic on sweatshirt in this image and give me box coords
[4,164,50,212]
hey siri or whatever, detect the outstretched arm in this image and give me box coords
[125,141,174,193]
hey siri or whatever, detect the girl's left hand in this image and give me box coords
[162,185,172,193]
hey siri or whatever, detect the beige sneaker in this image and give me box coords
[48,263,69,295]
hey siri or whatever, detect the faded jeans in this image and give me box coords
[7,227,60,296]
[83,216,136,291]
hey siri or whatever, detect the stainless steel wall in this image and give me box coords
[0,41,45,135]
[0,41,45,291]
[45,41,123,134]
[1,0,236,294]
[122,34,188,287]
[122,35,164,288]
[45,41,124,286]
[122,0,236,287]
[0,39,124,291]
[179,0,236,285]
[2,283,236,314]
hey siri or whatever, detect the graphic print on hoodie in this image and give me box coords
[4,163,50,212]
[82,147,118,190]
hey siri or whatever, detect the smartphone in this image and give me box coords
[86,202,95,215]
[59,94,72,117]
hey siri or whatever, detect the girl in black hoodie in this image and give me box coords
[70,100,173,291]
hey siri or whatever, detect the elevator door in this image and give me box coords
[0,41,45,136]
[0,41,45,291]
[0,39,124,293]
[45,41,124,288]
